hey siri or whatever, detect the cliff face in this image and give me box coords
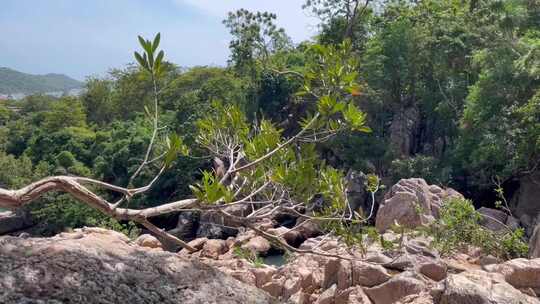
[0,227,278,304]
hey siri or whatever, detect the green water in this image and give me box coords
[263,254,287,267]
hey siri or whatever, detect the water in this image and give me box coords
[262,253,287,267]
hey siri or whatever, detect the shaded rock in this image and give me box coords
[133,234,162,249]
[345,170,372,218]
[267,226,304,247]
[364,271,426,304]
[0,210,32,235]
[439,270,538,304]
[477,207,508,232]
[511,171,540,235]
[530,224,540,258]
[0,227,278,304]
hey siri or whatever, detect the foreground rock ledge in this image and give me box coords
[0,227,278,304]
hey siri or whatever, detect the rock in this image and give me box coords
[196,205,249,239]
[477,207,508,232]
[511,171,540,235]
[133,234,162,249]
[267,226,304,247]
[252,266,277,288]
[0,210,32,235]
[315,284,336,304]
[375,178,463,232]
[506,216,521,230]
[174,211,200,239]
[345,170,371,218]
[397,293,435,304]
[364,271,426,304]
[418,261,447,281]
[484,258,540,291]
[389,105,420,158]
[295,218,323,240]
[200,239,228,259]
[290,291,311,304]
[242,236,272,255]
[261,280,284,298]
[0,228,278,304]
[352,261,391,287]
[439,270,538,304]
[335,286,372,304]
[530,224,540,258]
[477,255,501,266]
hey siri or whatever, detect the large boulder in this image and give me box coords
[0,227,278,304]
[439,270,538,304]
[477,207,508,232]
[376,178,463,232]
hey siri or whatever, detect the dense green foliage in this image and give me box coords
[428,198,529,259]
[0,67,82,95]
[0,0,538,247]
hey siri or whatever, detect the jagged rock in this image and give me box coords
[0,210,32,235]
[352,261,392,287]
[397,293,435,304]
[389,105,420,158]
[364,271,427,304]
[484,258,540,292]
[252,266,277,288]
[0,227,278,304]
[345,170,371,217]
[315,284,336,304]
[241,236,271,255]
[200,239,228,259]
[133,234,162,249]
[376,178,463,232]
[439,270,539,304]
[530,225,540,258]
[335,286,372,304]
[477,207,508,232]
[418,261,447,281]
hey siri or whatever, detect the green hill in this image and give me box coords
[0,67,83,95]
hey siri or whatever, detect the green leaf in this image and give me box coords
[138,36,146,49]
[154,50,165,72]
[152,33,161,52]
[134,52,149,71]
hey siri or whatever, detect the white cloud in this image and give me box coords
[177,0,319,42]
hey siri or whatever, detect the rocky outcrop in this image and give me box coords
[389,105,420,158]
[477,207,508,232]
[511,172,540,236]
[530,225,540,258]
[0,227,278,304]
[375,178,464,232]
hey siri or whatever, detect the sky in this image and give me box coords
[0,0,319,80]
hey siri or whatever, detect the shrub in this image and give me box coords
[428,198,528,259]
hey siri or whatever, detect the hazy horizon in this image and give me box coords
[0,0,318,81]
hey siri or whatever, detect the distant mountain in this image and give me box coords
[0,67,83,95]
